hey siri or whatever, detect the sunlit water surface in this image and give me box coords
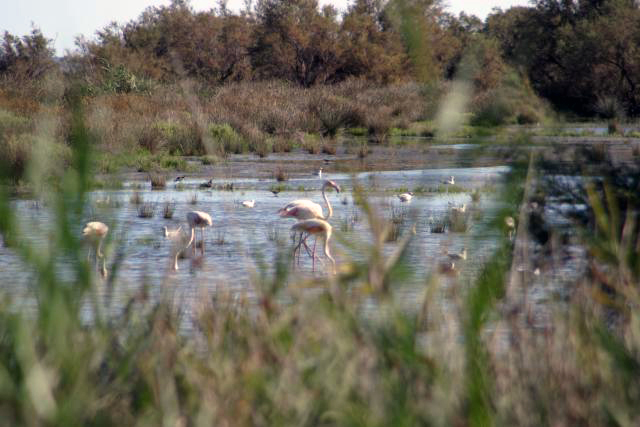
[1,163,511,329]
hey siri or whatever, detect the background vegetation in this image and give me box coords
[5,0,637,179]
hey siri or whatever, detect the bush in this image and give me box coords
[208,123,247,155]
[156,121,205,155]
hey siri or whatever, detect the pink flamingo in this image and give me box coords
[278,180,340,261]
[83,221,108,277]
[187,211,212,255]
[291,219,335,273]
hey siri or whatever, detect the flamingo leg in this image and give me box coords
[97,238,104,258]
[293,235,306,268]
[300,233,313,258]
[100,256,107,278]
[312,236,317,271]
[201,227,205,255]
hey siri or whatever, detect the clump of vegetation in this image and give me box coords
[275,167,288,182]
[137,202,155,218]
[162,201,175,219]
[209,123,247,155]
[129,192,143,205]
[149,173,166,189]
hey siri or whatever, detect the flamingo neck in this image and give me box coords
[186,227,195,250]
[322,186,333,220]
[323,229,336,273]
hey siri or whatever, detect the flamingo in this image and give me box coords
[278,180,340,261]
[162,226,191,271]
[278,180,341,221]
[398,192,414,202]
[278,180,340,263]
[241,200,255,208]
[446,248,467,261]
[291,219,335,273]
[187,211,212,255]
[82,221,108,277]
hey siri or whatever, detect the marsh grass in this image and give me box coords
[214,230,226,245]
[275,167,288,182]
[162,201,175,219]
[137,202,155,218]
[129,191,143,205]
[149,172,166,189]
[216,182,234,191]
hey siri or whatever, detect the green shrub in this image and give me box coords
[156,121,204,155]
[209,123,247,155]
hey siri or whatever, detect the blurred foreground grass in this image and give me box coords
[0,105,639,427]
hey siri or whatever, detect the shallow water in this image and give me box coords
[1,160,510,328]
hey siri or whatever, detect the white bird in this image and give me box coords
[450,203,467,214]
[163,225,182,239]
[315,168,323,178]
[241,200,255,208]
[187,211,213,255]
[447,248,467,261]
[162,226,190,270]
[82,221,109,277]
[442,176,455,185]
[397,192,414,202]
[291,219,335,273]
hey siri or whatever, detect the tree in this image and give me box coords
[252,0,343,86]
[0,28,56,81]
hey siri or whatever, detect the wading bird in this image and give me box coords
[241,200,255,208]
[174,175,186,182]
[163,226,182,238]
[83,221,108,277]
[398,192,414,202]
[291,219,335,273]
[187,211,212,255]
[446,248,467,261]
[442,176,455,194]
[162,226,191,271]
[278,180,341,261]
[450,203,467,214]
[199,179,213,188]
[278,180,341,221]
[271,189,280,197]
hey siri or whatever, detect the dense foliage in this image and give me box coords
[4,0,640,118]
